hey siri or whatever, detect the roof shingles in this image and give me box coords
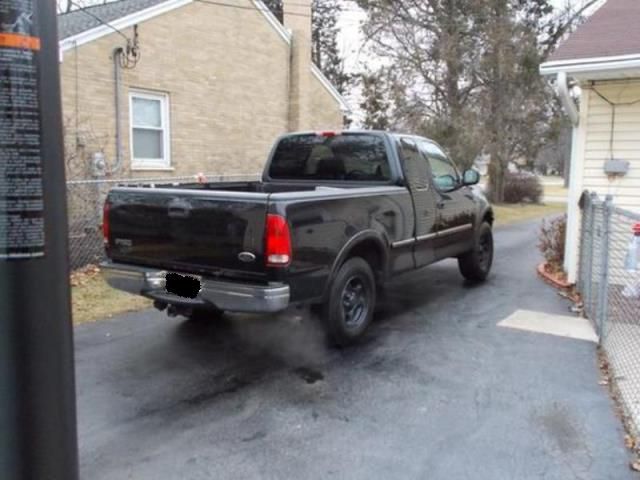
[548,0,640,63]
[57,0,168,40]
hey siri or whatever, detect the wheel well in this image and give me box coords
[345,239,385,285]
[483,210,495,226]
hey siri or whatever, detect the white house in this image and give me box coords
[540,0,640,283]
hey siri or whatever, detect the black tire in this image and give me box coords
[323,257,376,346]
[186,306,225,322]
[458,222,494,282]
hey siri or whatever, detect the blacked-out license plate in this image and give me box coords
[165,273,201,299]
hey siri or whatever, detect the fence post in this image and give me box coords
[596,195,614,342]
[578,196,586,293]
[584,193,597,315]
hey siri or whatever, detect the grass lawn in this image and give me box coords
[493,202,566,226]
[543,184,568,197]
[71,267,151,325]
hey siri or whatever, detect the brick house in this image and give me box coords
[57,0,349,180]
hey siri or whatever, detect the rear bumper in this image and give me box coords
[100,262,290,313]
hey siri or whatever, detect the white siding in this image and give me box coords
[582,80,640,211]
[584,84,640,287]
[565,80,640,284]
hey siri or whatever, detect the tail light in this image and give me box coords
[318,131,339,138]
[265,214,292,267]
[102,201,110,245]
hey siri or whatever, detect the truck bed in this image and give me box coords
[105,180,404,283]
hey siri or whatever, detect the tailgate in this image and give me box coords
[106,188,270,278]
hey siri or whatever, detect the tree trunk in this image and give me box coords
[488,148,506,203]
[485,0,509,204]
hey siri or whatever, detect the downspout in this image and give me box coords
[286,31,293,132]
[557,71,578,188]
[112,47,124,174]
[557,71,579,127]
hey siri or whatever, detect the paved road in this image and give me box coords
[75,220,634,480]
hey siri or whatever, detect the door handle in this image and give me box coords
[437,201,445,209]
[168,199,192,218]
[168,206,191,218]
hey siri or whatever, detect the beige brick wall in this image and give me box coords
[284,0,312,132]
[60,0,344,180]
[309,73,345,131]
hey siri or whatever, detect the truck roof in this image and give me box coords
[281,130,437,142]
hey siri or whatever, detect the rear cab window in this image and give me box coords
[268,133,391,182]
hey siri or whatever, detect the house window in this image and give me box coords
[129,91,170,169]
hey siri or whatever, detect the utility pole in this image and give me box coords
[0,0,79,478]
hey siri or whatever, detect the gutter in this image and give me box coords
[539,54,640,77]
[540,53,640,126]
[310,64,351,113]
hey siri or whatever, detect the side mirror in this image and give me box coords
[462,169,480,186]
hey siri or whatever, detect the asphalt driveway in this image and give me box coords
[75,219,635,480]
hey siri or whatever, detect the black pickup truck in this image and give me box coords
[102,131,493,345]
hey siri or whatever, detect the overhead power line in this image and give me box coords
[68,0,131,41]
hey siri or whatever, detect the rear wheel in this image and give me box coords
[324,257,376,346]
[458,222,494,282]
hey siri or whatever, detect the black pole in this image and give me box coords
[0,0,79,478]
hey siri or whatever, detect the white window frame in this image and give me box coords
[129,90,172,170]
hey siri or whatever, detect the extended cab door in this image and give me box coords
[417,140,476,259]
[397,137,438,267]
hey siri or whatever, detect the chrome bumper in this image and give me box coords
[100,262,290,313]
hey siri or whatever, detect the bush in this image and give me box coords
[538,214,566,273]
[502,172,543,204]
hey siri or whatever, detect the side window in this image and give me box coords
[398,137,429,190]
[129,90,171,169]
[418,141,459,190]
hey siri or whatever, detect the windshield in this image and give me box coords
[268,133,391,182]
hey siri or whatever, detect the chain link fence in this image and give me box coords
[578,192,640,434]
[66,173,259,270]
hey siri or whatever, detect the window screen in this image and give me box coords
[130,91,170,168]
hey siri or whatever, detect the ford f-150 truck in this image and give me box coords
[101,131,494,345]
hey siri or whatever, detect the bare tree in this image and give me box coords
[357,0,600,200]
[478,0,598,201]
[357,0,485,168]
